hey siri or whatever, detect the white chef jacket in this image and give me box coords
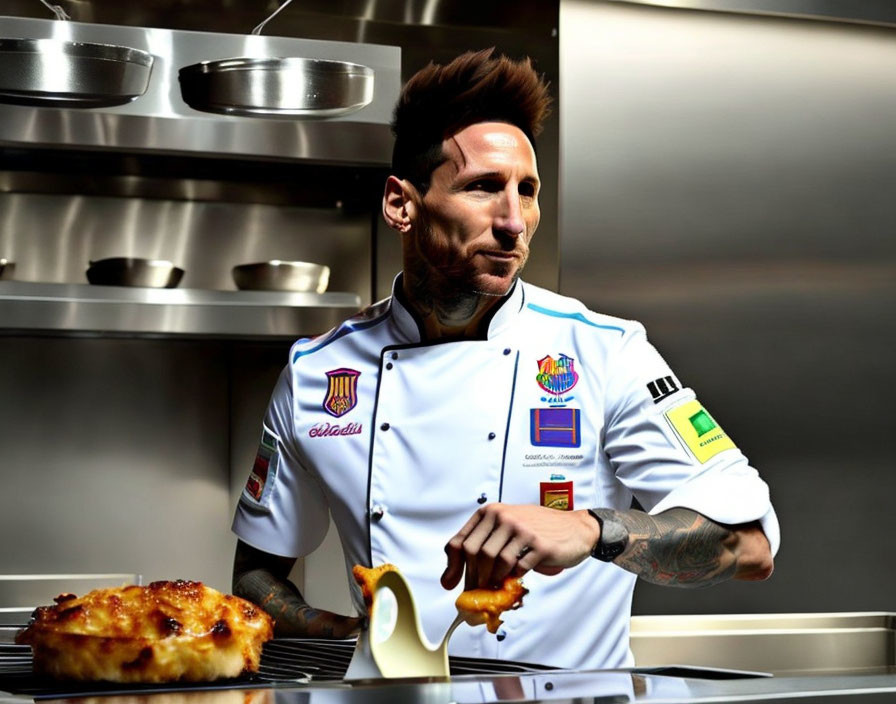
[232,275,780,671]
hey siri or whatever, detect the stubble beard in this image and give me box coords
[407,239,522,328]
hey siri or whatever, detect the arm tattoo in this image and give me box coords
[232,541,360,639]
[599,508,737,588]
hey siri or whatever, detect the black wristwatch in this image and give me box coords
[587,509,629,562]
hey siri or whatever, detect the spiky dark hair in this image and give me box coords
[390,48,552,192]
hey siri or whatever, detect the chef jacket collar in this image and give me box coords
[389,272,525,343]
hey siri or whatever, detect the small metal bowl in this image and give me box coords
[86,258,184,288]
[232,260,329,293]
[0,258,14,280]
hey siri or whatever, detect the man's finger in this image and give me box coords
[441,540,466,589]
[477,523,517,587]
[442,508,494,589]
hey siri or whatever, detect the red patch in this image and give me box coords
[540,481,573,511]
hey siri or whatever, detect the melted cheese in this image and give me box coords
[455,577,528,634]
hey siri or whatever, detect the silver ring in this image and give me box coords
[516,545,532,559]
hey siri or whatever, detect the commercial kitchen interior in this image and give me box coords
[0,0,894,686]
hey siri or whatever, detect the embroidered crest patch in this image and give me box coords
[665,399,737,463]
[242,426,280,508]
[540,480,574,510]
[530,408,581,447]
[536,354,579,396]
[323,368,361,417]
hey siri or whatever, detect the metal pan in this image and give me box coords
[0,38,153,108]
[86,258,184,288]
[232,260,329,293]
[178,57,374,118]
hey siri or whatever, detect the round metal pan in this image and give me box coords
[0,38,153,108]
[178,57,374,118]
[86,258,184,288]
[232,260,329,293]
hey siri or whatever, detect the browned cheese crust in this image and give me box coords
[351,564,399,610]
[15,580,273,683]
[455,577,529,634]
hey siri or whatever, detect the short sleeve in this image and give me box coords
[602,326,780,555]
[231,365,331,558]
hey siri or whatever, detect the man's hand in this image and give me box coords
[440,504,600,589]
[233,540,363,639]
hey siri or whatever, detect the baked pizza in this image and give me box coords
[455,577,528,634]
[15,580,273,683]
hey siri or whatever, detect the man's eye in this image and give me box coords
[466,180,500,192]
[519,182,537,198]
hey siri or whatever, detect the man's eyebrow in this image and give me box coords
[458,170,541,186]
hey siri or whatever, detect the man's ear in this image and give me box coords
[382,175,416,233]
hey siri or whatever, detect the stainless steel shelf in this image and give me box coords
[0,281,361,338]
[0,17,401,166]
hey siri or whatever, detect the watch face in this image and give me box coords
[601,517,629,546]
[589,509,629,562]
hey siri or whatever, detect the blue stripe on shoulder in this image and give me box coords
[526,302,626,335]
[292,312,387,362]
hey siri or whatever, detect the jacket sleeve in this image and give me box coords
[601,324,780,555]
[232,365,331,558]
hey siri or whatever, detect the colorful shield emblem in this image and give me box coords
[536,354,579,396]
[324,368,361,417]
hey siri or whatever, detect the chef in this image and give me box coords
[231,48,779,670]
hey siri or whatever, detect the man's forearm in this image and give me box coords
[593,507,772,587]
[232,540,362,639]
[234,568,340,638]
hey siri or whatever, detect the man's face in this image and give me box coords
[409,121,541,299]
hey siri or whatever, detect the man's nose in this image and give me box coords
[493,188,526,238]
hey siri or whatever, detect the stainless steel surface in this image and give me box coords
[179,58,374,118]
[0,259,12,280]
[232,261,330,293]
[609,0,896,27]
[86,258,184,289]
[3,641,896,703]
[631,612,896,676]
[560,1,896,617]
[0,16,400,165]
[0,38,152,107]
[0,281,359,338]
[0,336,271,592]
[0,193,372,291]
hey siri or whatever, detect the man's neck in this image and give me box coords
[401,275,504,341]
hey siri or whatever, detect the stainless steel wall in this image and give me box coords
[560,1,896,613]
[0,336,235,588]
